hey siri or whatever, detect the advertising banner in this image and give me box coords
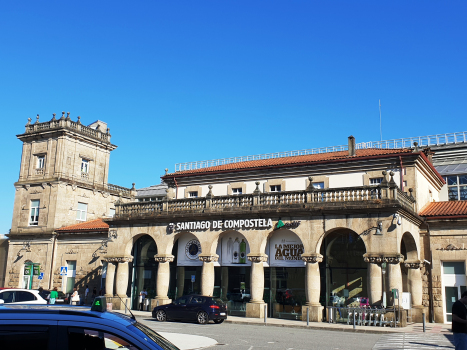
[220,232,251,267]
[268,230,305,267]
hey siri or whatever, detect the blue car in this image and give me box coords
[152,295,227,324]
[0,297,179,350]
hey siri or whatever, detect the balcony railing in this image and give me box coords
[23,114,111,143]
[115,185,416,219]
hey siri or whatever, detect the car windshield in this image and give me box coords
[130,322,180,350]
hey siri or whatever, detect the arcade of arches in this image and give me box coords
[103,226,425,322]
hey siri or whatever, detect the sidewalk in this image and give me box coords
[118,309,452,335]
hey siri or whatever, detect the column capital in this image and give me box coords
[154,254,174,263]
[198,254,219,263]
[404,259,424,269]
[247,254,268,263]
[301,253,323,264]
[363,253,404,265]
[103,256,133,263]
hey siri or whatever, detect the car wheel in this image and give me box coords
[214,319,224,324]
[197,311,209,324]
[156,310,167,322]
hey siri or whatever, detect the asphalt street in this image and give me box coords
[138,316,382,350]
[138,316,456,350]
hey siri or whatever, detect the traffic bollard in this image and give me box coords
[353,309,356,330]
[307,307,309,326]
[423,312,426,333]
[264,304,267,323]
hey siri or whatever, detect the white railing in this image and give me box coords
[174,131,467,172]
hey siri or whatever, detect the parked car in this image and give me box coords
[0,296,180,350]
[153,295,227,324]
[0,288,47,305]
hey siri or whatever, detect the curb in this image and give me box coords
[223,319,405,334]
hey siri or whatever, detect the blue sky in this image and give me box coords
[0,1,466,234]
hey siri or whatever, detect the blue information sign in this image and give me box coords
[38,272,44,280]
[60,266,68,276]
[191,275,195,283]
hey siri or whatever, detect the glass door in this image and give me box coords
[445,286,459,322]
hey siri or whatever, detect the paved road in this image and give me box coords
[138,317,382,350]
[138,316,457,350]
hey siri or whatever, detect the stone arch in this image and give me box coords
[124,233,158,257]
[131,234,158,305]
[401,231,419,261]
[315,227,368,255]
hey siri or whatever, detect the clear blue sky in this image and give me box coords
[1,1,466,234]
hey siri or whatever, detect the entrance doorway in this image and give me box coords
[320,230,367,308]
[442,261,467,323]
[131,235,157,310]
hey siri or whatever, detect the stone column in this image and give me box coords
[104,261,116,297]
[246,254,268,318]
[388,263,403,306]
[405,260,426,322]
[115,259,132,297]
[199,254,218,297]
[154,254,174,308]
[368,263,382,305]
[302,254,323,322]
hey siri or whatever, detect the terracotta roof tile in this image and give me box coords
[166,148,414,177]
[419,201,467,217]
[56,218,109,232]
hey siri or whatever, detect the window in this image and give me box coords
[68,328,138,350]
[37,155,45,169]
[76,202,87,221]
[0,325,50,350]
[270,185,281,192]
[0,291,15,303]
[312,182,324,189]
[81,159,89,173]
[370,177,383,185]
[109,208,116,217]
[29,199,40,226]
[16,291,36,302]
[232,188,242,195]
[188,191,198,198]
[445,175,467,201]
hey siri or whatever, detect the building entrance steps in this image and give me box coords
[114,309,453,335]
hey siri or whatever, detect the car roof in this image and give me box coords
[0,288,40,293]
[0,305,135,326]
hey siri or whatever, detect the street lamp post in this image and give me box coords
[381,262,387,308]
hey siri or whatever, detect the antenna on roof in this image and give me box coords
[379,99,382,142]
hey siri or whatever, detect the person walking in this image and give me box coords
[71,287,80,305]
[49,287,58,305]
[38,287,48,302]
[452,290,467,350]
[84,285,89,305]
[139,288,148,311]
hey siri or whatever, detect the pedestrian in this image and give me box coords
[99,288,104,296]
[71,287,80,305]
[49,287,58,305]
[85,285,89,305]
[139,288,148,311]
[452,290,467,350]
[38,287,47,301]
[92,286,97,301]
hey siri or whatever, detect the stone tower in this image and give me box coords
[6,112,134,289]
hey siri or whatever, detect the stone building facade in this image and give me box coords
[5,114,134,294]
[4,117,467,325]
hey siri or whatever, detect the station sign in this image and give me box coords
[174,218,273,231]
